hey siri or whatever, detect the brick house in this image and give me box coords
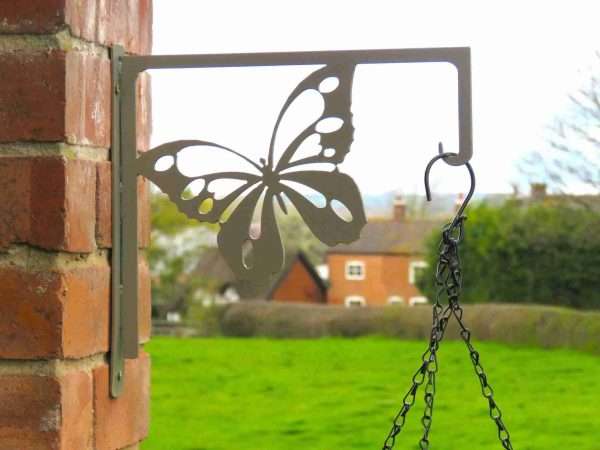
[327,196,439,307]
[195,249,326,304]
[267,252,327,304]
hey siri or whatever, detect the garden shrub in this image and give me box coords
[219,301,600,355]
[417,200,600,309]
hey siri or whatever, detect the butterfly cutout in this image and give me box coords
[137,64,367,293]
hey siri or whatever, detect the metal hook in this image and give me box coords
[424,143,476,226]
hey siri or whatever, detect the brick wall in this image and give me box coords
[0,2,152,449]
[271,258,325,304]
[327,253,424,306]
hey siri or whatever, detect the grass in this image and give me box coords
[143,338,600,450]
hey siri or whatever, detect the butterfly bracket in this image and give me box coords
[109,46,474,397]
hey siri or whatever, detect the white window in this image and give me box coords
[222,286,241,303]
[409,261,428,284]
[387,295,405,305]
[345,260,365,280]
[166,311,182,323]
[409,296,428,306]
[344,296,366,307]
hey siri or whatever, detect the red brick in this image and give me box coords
[58,371,94,450]
[94,353,150,450]
[0,158,32,248]
[0,157,96,252]
[0,51,66,143]
[138,176,151,248]
[0,50,113,148]
[30,157,70,250]
[138,257,152,343]
[95,162,152,249]
[0,263,109,359]
[96,162,112,248]
[0,268,63,358]
[62,265,111,358]
[0,0,66,34]
[0,1,152,55]
[0,371,93,450]
[137,0,153,56]
[65,0,153,55]
[65,52,111,148]
[136,72,153,151]
[0,259,150,358]
[35,157,97,252]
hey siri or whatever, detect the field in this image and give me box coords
[143,338,600,450]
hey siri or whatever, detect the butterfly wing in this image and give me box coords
[269,64,356,171]
[137,140,262,223]
[279,170,366,246]
[218,186,285,293]
[138,139,284,289]
[269,63,366,245]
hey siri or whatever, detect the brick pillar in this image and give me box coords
[0,2,152,449]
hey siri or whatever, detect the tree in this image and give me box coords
[277,209,327,266]
[416,200,600,309]
[148,192,216,317]
[521,53,600,193]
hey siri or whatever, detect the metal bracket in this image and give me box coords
[109,46,473,398]
[110,45,125,397]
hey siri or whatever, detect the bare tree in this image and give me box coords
[521,52,600,193]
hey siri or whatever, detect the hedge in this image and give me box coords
[217,302,600,355]
[417,201,600,309]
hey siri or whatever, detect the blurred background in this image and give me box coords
[143,2,600,449]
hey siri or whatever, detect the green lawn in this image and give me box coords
[144,338,600,450]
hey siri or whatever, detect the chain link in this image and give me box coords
[382,217,513,449]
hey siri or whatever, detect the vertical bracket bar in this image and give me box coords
[110,45,125,398]
[120,67,140,360]
[110,45,140,398]
[110,45,141,398]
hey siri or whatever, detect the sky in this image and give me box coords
[150,1,600,196]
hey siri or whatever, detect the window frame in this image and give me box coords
[387,295,405,305]
[409,296,428,306]
[345,260,366,280]
[344,295,366,307]
[409,260,428,285]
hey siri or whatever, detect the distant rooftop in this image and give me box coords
[328,219,439,255]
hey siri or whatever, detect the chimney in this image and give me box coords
[454,192,465,214]
[530,183,547,201]
[393,194,407,221]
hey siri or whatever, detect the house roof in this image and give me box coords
[195,248,325,299]
[328,219,440,255]
[194,247,237,287]
[266,251,327,299]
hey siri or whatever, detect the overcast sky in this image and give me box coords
[150,1,599,195]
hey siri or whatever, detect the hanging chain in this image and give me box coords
[382,217,514,450]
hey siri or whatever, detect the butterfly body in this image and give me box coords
[138,64,366,290]
[260,163,279,188]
